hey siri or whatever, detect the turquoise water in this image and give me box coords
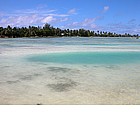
[0,37,140,104]
[28,52,140,64]
[0,37,140,48]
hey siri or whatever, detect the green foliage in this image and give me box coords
[0,24,139,38]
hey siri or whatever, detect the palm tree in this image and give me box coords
[0,23,138,38]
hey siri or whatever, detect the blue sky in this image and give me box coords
[0,0,140,34]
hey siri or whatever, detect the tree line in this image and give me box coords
[0,23,139,38]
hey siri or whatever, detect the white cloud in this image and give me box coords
[0,7,70,27]
[0,13,3,17]
[103,6,109,12]
[82,18,96,26]
[0,14,43,27]
[99,22,140,34]
[47,14,68,17]
[66,18,98,30]
[68,9,76,14]
[41,16,56,23]
[128,19,136,25]
[60,18,68,22]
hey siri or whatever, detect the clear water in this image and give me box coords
[0,37,140,48]
[0,37,140,104]
[28,51,140,64]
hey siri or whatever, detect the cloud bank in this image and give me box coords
[0,7,69,27]
[0,5,139,34]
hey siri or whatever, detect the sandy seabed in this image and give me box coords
[0,57,140,105]
[0,38,140,104]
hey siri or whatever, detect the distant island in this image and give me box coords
[0,23,139,38]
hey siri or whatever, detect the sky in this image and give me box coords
[0,0,140,34]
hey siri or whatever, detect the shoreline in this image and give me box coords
[0,36,139,39]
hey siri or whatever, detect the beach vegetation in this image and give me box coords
[0,23,139,38]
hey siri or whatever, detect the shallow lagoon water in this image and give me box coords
[28,51,140,64]
[0,37,140,104]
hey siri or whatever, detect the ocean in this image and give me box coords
[0,37,140,104]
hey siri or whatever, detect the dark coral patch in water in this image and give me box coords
[47,67,72,73]
[6,80,20,84]
[47,79,77,92]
